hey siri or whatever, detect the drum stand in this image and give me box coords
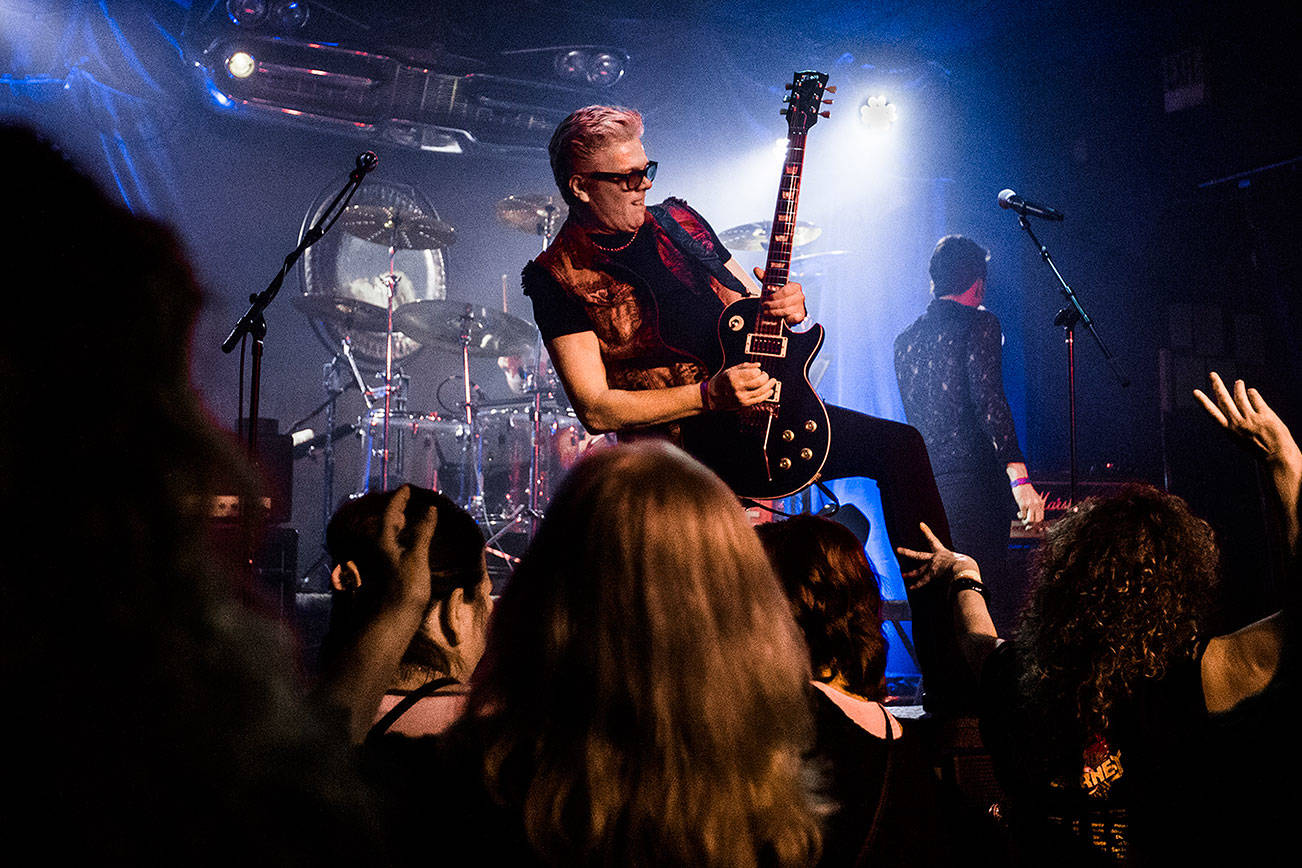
[455,306,540,550]
[521,209,561,535]
[379,234,403,491]
[456,306,490,525]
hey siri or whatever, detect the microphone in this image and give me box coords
[998,189,1064,221]
[349,151,378,182]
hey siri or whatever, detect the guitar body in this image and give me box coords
[680,296,831,499]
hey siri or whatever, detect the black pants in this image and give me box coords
[935,468,1019,636]
[819,405,970,713]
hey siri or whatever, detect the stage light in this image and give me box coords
[586,52,624,86]
[859,95,897,130]
[271,0,309,31]
[225,50,257,79]
[555,50,586,81]
[226,0,268,27]
[553,49,625,87]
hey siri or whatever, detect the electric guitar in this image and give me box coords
[681,70,833,500]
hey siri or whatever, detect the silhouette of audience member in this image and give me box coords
[333,442,823,866]
[0,124,380,863]
[898,373,1300,866]
[320,487,492,739]
[757,516,948,866]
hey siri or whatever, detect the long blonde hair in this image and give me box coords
[465,441,821,866]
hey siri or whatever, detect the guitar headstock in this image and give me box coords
[781,70,832,135]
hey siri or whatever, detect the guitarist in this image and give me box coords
[523,106,969,713]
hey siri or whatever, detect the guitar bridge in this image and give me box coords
[744,334,787,358]
[764,379,783,403]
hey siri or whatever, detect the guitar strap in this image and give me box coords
[364,676,460,744]
[648,203,751,298]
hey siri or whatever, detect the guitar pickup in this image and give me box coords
[745,334,788,358]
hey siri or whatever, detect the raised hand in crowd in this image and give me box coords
[895,521,982,591]
[897,522,1000,677]
[314,485,439,742]
[1194,371,1301,559]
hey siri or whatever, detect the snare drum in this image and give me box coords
[358,409,467,495]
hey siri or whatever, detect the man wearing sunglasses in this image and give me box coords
[523,105,972,715]
[523,105,804,434]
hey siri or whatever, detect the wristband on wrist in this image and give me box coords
[699,379,712,412]
[1010,476,1031,488]
[949,575,988,606]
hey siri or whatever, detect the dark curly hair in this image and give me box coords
[757,515,888,700]
[1016,484,1220,765]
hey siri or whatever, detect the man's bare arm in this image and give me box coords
[547,331,775,434]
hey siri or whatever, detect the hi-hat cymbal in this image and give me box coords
[293,294,390,331]
[496,193,568,235]
[394,300,539,357]
[339,204,457,249]
[719,220,822,251]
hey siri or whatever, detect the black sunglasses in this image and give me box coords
[581,161,658,191]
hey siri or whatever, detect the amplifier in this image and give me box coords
[216,418,293,524]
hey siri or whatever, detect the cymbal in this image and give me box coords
[496,193,568,235]
[719,220,822,251]
[293,294,390,331]
[338,204,456,249]
[394,300,539,357]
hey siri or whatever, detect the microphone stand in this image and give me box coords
[221,153,376,457]
[1014,213,1129,506]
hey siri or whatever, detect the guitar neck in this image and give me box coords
[760,130,807,308]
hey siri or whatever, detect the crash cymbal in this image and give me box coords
[496,193,568,235]
[719,220,822,251]
[338,204,457,249]
[293,294,390,331]
[394,300,539,357]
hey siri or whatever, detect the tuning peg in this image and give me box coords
[784,82,793,90]
[826,85,837,94]
[822,99,834,104]
[779,109,788,116]
[819,111,831,118]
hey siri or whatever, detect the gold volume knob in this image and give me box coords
[781,429,795,442]
[799,448,813,460]
[804,420,818,432]
[778,457,792,471]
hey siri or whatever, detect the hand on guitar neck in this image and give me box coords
[751,266,808,326]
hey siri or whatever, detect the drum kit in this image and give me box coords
[291,189,612,566]
[290,190,830,566]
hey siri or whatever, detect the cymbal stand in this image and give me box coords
[322,336,373,526]
[536,203,560,253]
[457,306,489,524]
[521,207,560,534]
[380,232,402,490]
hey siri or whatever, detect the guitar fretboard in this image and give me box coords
[754,131,807,341]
